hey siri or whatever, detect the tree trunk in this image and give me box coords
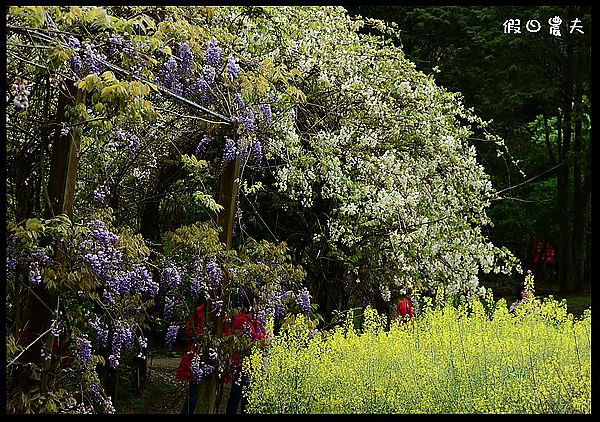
[557,43,574,294]
[542,113,556,167]
[571,83,590,292]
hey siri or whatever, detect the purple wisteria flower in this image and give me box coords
[163,56,182,95]
[67,37,83,77]
[251,140,263,166]
[255,308,268,328]
[204,39,222,68]
[89,219,118,246]
[260,103,272,125]
[107,130,126,152]
[163,296,176,321]
[108,322,136,368]
[190,354,214,384]
[67,36,81,51]
[124,42,146,75]
[80,219,135,304]
[76,336,93,365]
[226,56,240,81]
[82,43,106,75]
[205,257,223,289]
[203,65,216,84]
[122,44,135,57]
[183,80,199,98]
[296,286,312,315]
[190,277,204,301]
[70,55,82,77]
[126,134,140,156]
[31,247,54,268]
[221,137,237,168]
[89,382,102,402]
[80,217,155,303]
[108,34,123,54]
[196,79,212,106]
[189,258,205,300]
[118,324,136,350]
[108,354,119,369]
[89,315,109,348]
[257,285,285,325]
[233,92,245,110]
[165,325,179,350]
[178,42,193,77]
[161,264,181,289]
[241,110,256,132]
[129,263,158,297]
[195,136,212,157]
[29,262,41,286]
[94,184,110,203]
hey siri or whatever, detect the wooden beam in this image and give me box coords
[217,151,241,250]
[45,81,85,218]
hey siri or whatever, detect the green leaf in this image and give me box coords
[25,218,42,232]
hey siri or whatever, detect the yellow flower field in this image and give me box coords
[245,283,591,414]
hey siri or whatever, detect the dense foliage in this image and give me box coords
[6,6,525,413]
[245,275,591,414]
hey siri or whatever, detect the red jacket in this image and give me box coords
[176,305,266,382]
[396,297,414,319]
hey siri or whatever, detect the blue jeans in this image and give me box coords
[181,382,198,414]
[226,372,249,414]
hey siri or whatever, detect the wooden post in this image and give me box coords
[194,136,240,414]
[45,81,85,218]
[217,152,242,249]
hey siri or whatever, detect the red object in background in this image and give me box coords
[396,297,414,319]
[532,236,555,264]
[52,336,73,367]
[544,246,555,263]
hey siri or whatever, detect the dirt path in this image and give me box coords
[141,354,234,414]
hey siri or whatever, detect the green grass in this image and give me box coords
[561,293,592,317]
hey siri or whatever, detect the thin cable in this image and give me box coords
[495,161,564,196]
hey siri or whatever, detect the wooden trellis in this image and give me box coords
[11,16,242,411]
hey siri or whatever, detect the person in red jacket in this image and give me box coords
[177,303,206,414]
[177,295,266,414]
[224,299,266,414]
[395,295,414,321]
